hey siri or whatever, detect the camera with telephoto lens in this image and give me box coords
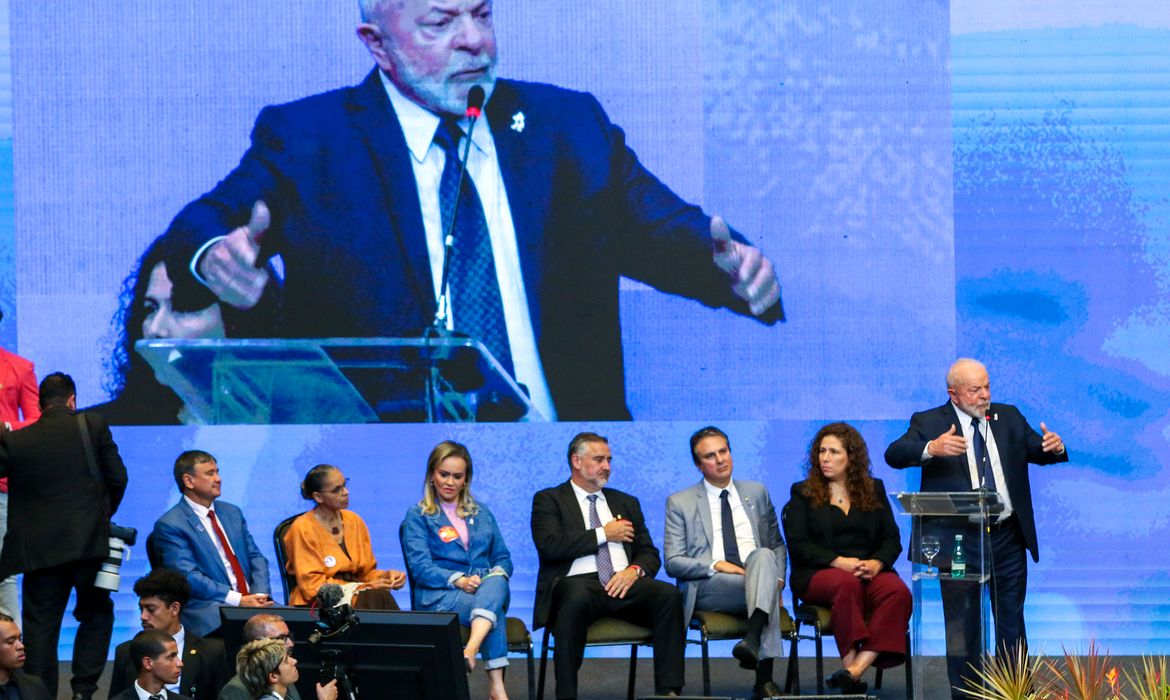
[94,523,138,592]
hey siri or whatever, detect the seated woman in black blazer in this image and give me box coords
[784,422,911,695]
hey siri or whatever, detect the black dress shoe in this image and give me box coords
[825,668,867,694]
[752,680,785,699]
[732,636,761,669]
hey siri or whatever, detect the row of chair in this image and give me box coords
[261,516,911,699]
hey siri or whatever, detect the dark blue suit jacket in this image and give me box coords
[162,70,778,420]
[884,401,1069,562]
[152,499,271,636]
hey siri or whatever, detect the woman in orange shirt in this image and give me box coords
[283,464,405,608]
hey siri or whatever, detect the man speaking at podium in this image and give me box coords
[158,0,784,422]
[884,358,1068,698]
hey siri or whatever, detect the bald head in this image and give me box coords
[946,358,990,418]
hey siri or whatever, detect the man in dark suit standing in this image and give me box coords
[0,372,128,700]
[153,450,273,637]
[531,432,684,699]
[159,0,783,422]
[110,630,191,700]
[110,569,231,700]
[884,358,1068,698]
[0,613,51,700]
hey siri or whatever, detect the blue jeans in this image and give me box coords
[441,571,511,670]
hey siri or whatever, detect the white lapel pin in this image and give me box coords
[511,111,525,133]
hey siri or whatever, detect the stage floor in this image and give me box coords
[62,655,1150,699]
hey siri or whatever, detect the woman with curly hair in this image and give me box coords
[88,234,274,424]
[783,422,911,695]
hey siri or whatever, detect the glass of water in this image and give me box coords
[921,535,941,577]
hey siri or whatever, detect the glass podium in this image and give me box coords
[893,490,1003,699]
[137,337,544,424]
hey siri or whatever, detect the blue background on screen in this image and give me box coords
[0,0,1168,663]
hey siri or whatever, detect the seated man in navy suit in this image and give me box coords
[153,450,273,637]
[110,569,230,700]
[110,630,189,700]
[159,0,784,422]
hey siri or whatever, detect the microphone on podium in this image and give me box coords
[433,85,487,330]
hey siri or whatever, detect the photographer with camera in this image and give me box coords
[0,371,129,700]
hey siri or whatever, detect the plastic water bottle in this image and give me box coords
[951,534,966,579]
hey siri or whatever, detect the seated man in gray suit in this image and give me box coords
[664,426,788,700]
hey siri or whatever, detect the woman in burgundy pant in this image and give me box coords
[784,422,911,695]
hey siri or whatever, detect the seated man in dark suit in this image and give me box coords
[110,629,190,700]
[110,569,230,700]
[0,613,50,700]
[153,450,273,637]
[531,432,684,699]
[217,614,301,700]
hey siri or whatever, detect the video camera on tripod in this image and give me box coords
[310,583,360,699]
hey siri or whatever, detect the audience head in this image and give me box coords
[129,629,183,688]
[104,234,225,422]
[421,441,478,518]
[38,372,76,410]
[133,568,190,635]
[689,426,733,488]
[174,450,221,505]
[568,432,611,493]
[301,464,350,513]
[0,614,25,681]
[242,613,294,650]
[802,422,881,510]
[237,638,297,697]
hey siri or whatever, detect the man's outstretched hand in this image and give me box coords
[711,216,782,317]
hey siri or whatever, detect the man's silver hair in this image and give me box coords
[357,0,383,23]
[946,357,985,390]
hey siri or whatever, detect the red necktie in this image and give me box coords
[207,509,249,595]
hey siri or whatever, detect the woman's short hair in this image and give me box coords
[236,638,286,697]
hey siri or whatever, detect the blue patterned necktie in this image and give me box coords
[587,494,615,584]
[433,118,515,377]
[972,416,996,491]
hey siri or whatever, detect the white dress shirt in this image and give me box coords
[183,495,244,605]
[921,403,1015,520]
[160,625,187,695]
[566,481,631,577]
[380,73,556,422]
[703,480,758,575]
[132,680,166,700]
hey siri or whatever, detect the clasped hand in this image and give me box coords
[455,574,482,593]
[831,556,883,580]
